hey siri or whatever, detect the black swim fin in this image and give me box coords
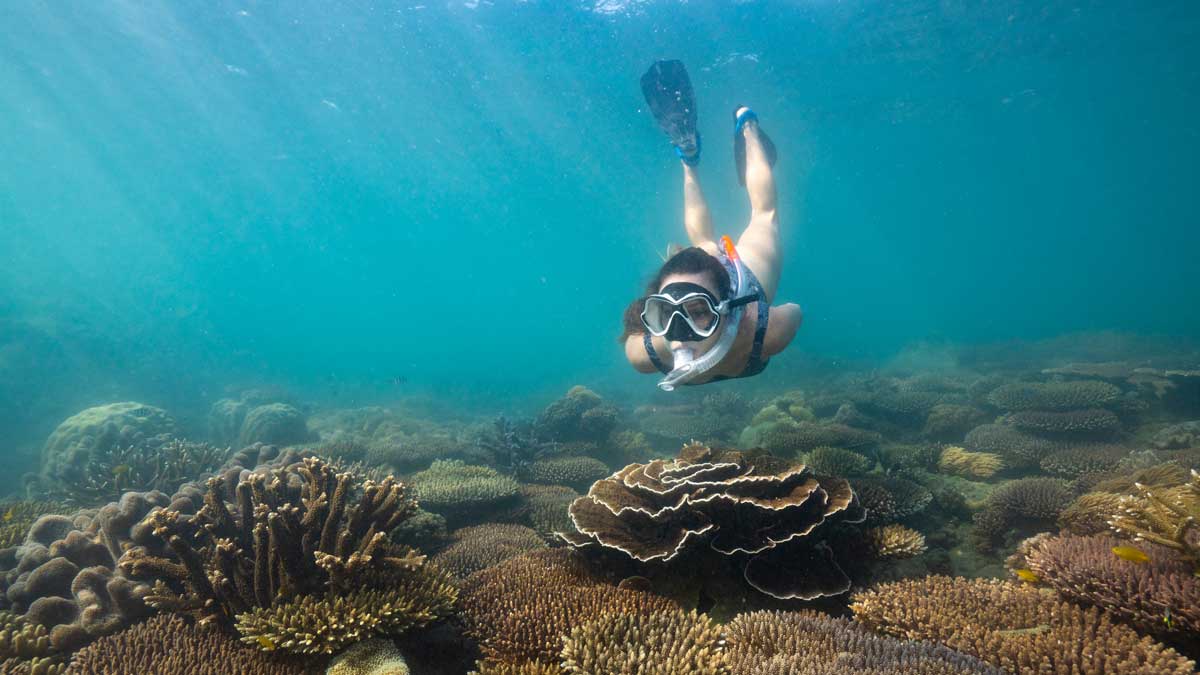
[733,107,777,186]
[641,60,700,164]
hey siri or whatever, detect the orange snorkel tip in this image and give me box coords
[720,235,739,261]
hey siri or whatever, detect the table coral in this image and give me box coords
[1005,408,1120,435]
[518,456,608,491]
[409,460,520,525]
[963,423,1056,468]
[986,381,1120,411]
[560,608,727,675]
[937,446,1002,479]
[433,524,547,580]
[1038,444,1130,478]
[971,477,1073,552]
[852,476,932,525]
[805,446,872,477]
[851,576,1195,674]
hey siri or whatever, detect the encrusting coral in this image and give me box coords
[724,609,1003,675]
[851,576,1196,674]
[1015,533,1199,638]
[559,608,726,675]
[559,444,866,600]
[459,549,678,666]
[432,524,547,580]
[67,613,307,675]
[936,446,1002,479]
[1110,469,1199,571]
[866,525,927,559]
[118,457,455,654]
[408,460,520,525]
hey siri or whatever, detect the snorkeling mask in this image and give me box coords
[651,236,755,391]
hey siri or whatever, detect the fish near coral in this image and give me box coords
[1112,545,1150,564]
[1013,568,1040,584]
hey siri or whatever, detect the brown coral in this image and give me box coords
[433,524,547,580]
[1058,492,1125,535]
[937,446,1002,479]
[853,476,931,525]
[851,576,1195,674]
[0,503,68,550]
[986,381,1120,411]
[560,608,726,675]
[518,456,608,490]
[971,477,1073,551]
[559,447,865,600]
[1039,444,1130,478]
[1005,408,1120,435]
[724,609,1003,675]
[1018,534,1200,638]
[805,447,872,477]
[459,549,677,666]
[1110,469,1199,571]
[866,525,927,559]
[409,460,520,525]
[519,485,577,538]
[67,613,306,674]
[963,423,1056,468]
[470,662,561,675]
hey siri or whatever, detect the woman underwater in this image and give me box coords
[623,61,803,390]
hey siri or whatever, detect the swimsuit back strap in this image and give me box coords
[643,332,671,374]
[747,295,769,367]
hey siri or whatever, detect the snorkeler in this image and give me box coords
[623,60,802,391]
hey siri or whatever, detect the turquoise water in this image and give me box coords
[2,1,1198,447]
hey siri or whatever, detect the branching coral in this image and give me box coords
[1005,408,1120,435]
[724,609,1003,675]
[66,439,228,504]
[1058,492,1126,535]
[986,381,1120,411]
[534,386,618,443]
[971,477,1073,551]
[0,611,63,674]
[1039,444,1130,478]
[470,662,562,675]
[853,476,932,525]
[851,576,1195,674]
[560,609,727,675]
[409,460,520,525]
[518,457,608,490]
[519,485,577,538]
[921,404,987,441]
[759,422,880,455]
[1110,469,1200,571]
[1016,534,1200,638]
[937,446,1002,479]
[866,525,927,559]
[0,502,66,549]
[459,549,677,666]
[433,524,547,580]
[963,423,1057,468]
[67,613,307,675]
[39,403,178,484]
[805,447,872,477]
[560,444,865,600]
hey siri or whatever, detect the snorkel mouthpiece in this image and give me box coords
[658,348,696,392]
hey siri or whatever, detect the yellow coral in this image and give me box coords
[938,446,1003,479]
[867,525,927,559]
[1110,469,1200,571]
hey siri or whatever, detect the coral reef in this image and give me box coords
[760,422,880,456]
[459,549,677,666]
[636,405,736,445]
[518,485,577,538]
[63,439,227,505]
[852,476,932,525]
[1038,443,1129,478]
[1058,492,1125,535]
[1015,534,1199,638]
[470,662,560,675]
[432,524,547,580]
[1110,469,1199,571]
[0,503,66,550]
[408,460,520,526]
[851,576,1195,674]
[986,380,1120,411]
[963,423,1056,468]
[937,446,1002,479]
[559,609,726,675]
[67,613,307,675]
[1151,420,1200,449]
[921,404,987,441]
[0,610,63,674]
[724,609,1003,675]
[40,403,178,483]
[1005,408,1120,435]
[237,403,311,447]
[327,638,410,675]
[804,446,872,477]
[517,456,608,491]
[560,444,865,600]
[534,386,618,443]
[866,525,927,559]
[971,477,1073,551]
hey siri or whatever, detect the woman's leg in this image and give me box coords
[734,109,781,303]
[683,163,718,253]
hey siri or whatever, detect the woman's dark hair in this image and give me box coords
[619,246,730,343]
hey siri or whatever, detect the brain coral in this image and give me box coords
[986,380,1120,411]
[1018,534,1199,638]
[1005,408,1120,435]
[237,403,311,447]
[560,609,726,675]
[560,445,865,600]
[409,460,520,524]
[851,576,1195,674]
[433,524,547,580]
[963,423,1057,467]
[724,609,1003,675]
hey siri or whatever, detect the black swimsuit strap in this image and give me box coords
[746,294,770,369]
[643,332,671,374]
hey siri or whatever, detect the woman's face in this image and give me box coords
[658,271,722,355]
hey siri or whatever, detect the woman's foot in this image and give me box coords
[733,105,777,186]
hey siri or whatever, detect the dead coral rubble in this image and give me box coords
[560,444,865,600]
[851,576,1195,674]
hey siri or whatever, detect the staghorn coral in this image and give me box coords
[460,549,677,666]
[119,457,425,633]
[409,460,520,525]
[234,569,456,655]
[1005,408,1120,435]
[559,445,865,600]
[1039,444,1130,478]
[0,503,66,550]
[937,446,1002,479]
[61,439,228,505]
[326,638,409,675]
[1110,469,1199,571]
[1058,492,1126,535]
[805,447,872,477]
[878,443,941,472]
[963,423,1056,468]
[851,576,1195,674]
[724,609,1003,675]
[67,613,306,675]
[866,525,927,559]
[433,524,547,580]
[1017,534,1200,638]
[560,608,726,675]
[921,404,987,441]
[853,476,931,525]
[519,485,577,538]
[972,477,1073,552]
[469,662,561,675]
[237,403,311,447]
[517,457,608,491]
[986,380,1120,411]
[1086,462,1191,494]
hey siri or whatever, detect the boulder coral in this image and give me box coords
[559,444,865,600]
[237,403,311,447]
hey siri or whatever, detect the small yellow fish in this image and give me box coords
[255,635,276,651]
[1112,545,1150,564]
[112,464,130,477]
[1163,608,1174,630]
[2,508,13,522]
[1014,568,1040,583]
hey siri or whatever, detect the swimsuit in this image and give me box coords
[643,252,771,382]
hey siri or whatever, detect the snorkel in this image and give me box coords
[658,236,748,391]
